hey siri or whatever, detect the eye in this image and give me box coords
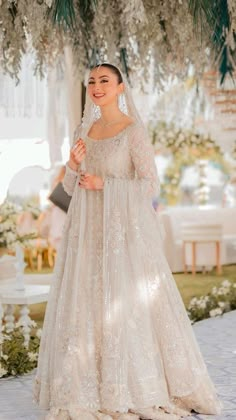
[100,79,108,83]
[88,80,95,84]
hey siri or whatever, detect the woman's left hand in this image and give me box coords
[79,172,104,190]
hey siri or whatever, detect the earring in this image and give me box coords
[118,93,127,114]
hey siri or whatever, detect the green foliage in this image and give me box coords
[0,325,41,378]
[187,279,236,323]
[50,0,76,28]
[49,0,98,28]
[188,0,236,83]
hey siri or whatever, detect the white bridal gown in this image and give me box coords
[35,121,222,419]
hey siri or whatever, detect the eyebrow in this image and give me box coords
[88,75,110,80]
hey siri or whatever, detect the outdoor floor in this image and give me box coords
[0,311,235,420]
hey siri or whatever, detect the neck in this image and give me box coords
[100,101,122,123]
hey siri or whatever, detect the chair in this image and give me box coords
[181,223,222,275]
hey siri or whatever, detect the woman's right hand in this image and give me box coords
[68,138,86,171]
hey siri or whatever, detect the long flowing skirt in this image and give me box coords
[34,180,222,419]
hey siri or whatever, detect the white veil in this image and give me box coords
[78,64,145,141]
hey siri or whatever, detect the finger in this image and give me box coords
[75,148,86,157]
[79,178,87,186]
[79,182,87,189]
[73,152,85,161]
[72,140,85,151]
[74,137,84,144]
[72,142,80,150]
[73,150,86,161]
[72,144,86,154]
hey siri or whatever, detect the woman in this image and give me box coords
[35,64,222,419]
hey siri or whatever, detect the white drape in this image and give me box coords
[64,46,82,146]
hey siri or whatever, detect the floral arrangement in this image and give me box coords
[0,1,236,84]
[149,121,221,156]
[149,122,231,205]
[187,280,236,324]
[0,322,41,378]
[0,201,36,251]
[23,200,41,220]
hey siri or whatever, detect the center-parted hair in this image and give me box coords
[93,63,123,84]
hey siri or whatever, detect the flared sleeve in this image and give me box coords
[62,164,78,196]
[62,124,82,196]
[128,123,160,199]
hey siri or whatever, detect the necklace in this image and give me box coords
[99,116,123,127]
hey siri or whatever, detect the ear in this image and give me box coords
[118,82,124,94]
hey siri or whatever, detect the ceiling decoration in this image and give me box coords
[0,1,236,86]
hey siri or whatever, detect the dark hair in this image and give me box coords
[93,63,123,84]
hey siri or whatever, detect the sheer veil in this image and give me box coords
[77,65,146,141]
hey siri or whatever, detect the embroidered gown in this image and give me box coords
[35,121,221,419]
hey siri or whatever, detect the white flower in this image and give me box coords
[199,300,206,309]
[36,328,42,339]
[209,308,223,317]
[0,364,8,378]
[217,287,228,296]
[45,0,53,7]
[0,334,11,345]
[29,320,37,328]
[222,280,231,288]
[212,287,218,295]
[28,352,38,362]
[6,232,17,243]
[190,297,198,306]
[2,354,8,361]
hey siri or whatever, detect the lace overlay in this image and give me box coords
[34,122,222,419]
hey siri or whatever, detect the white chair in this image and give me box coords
[181,223,222,275]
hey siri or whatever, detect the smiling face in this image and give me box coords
[87,66,124,107]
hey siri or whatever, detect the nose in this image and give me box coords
[94,83,102,91]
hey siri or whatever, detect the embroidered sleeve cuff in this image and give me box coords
[66,163,79,176]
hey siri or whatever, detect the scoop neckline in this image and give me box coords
[86,121,137,142]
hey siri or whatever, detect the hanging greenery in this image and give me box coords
[0,1,236,85]
[189,0,236,83]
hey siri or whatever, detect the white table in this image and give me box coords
[0,284,50,347]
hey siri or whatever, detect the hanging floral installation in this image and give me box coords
[0,1,236,85]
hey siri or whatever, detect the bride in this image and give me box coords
[34,63,222,419]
